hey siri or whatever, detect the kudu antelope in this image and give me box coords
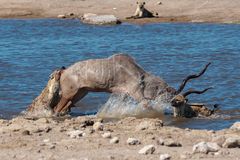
[27,54,213,117]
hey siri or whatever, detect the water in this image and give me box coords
[0,19,240,130]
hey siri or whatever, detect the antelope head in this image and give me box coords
[170,63,212,117]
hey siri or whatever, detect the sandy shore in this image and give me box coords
[0,116,239,160]
[1,0,240,24]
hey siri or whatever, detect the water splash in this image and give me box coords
[97,93,173,119]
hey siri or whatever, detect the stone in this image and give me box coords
[138,145,155,155]
[81,13,121,25]
[108,155,115,160]
[22,130,30,135]
[57,14,66,19]
[160,154,171,160]
[93,122,104,131]
[193,142,220,154]
[67,130,85,138]
[49,145,55,149]
[212,135,226,147]
[80,120,95,128]
[230,122,240,130]
[127,138,141,145]
[164,139,182,147]
[43,139,50,143]
[135,119,163,131]
[44,127,52,133]
[102,132,111,138]
[0,119,7,124]
[214,150,230,156]
[86,128,94,134]
[157,138,164,145]
[222,137,240,148]
[110,137,119,144]
[35,118,49,124]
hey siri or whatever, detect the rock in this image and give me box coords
[135,119,163,131]
[44,127,52,133]
[81,13,121,25]
[212,136,226,147]
[164,139,182,147]
[193,142,220,154]
[93,122,104,131]
[230,122,240,130]
[110,137,119,144]
[157,138,164,145]
[57,14,66,19]
[85,128,94,134]
[68,13,74,16]
[157,1,162,5]
[80,119,95,128]
[160,154,171,160]
[67,130,85,138]
[35,118,49,124]
[49,145,55,149]
[214,150,230,156]
[43,139,50,143]
[138,145,155,155]
[22,130,30,136]
[0,119,7,124]
[127,138,141,145]
[108,155,115,160]
[102,132,111,138]
[180,154,187,159]
[222,137,240,148]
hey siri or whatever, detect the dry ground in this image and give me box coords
[0,116,239,160]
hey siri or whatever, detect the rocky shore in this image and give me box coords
[0,116,239,160]
[1,0,240,24]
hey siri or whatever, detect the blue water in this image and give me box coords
[0,19,240,130]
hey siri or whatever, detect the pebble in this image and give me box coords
[67,130,85,138]
[22,130,30,136]
[57,14,66,18]
[102,132,112,138]
[80,120,94,128]
[35,118,49,124]
[212,135,226,147]
[49,145,55,149]
[81,13,121,25]
[193,142,220,154]
[160,154,171,160]
[127,138,141,145]
[157,138,164,145]
[43,139,50,143]
[138,145,155,155]
[135,120,163,131]
[93,122,104,131]
[230,122,240,131]
[110,137,119,144]
[164,139,182,147]
[222,137,240,148]
[108,155,115,160]
[44,126,52,133]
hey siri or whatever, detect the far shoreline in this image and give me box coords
[1,16,240,25]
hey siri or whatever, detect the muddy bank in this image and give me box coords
[0,116,239,160]
[1,0,240,24]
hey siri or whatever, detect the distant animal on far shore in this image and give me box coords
[126,1,158,19]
